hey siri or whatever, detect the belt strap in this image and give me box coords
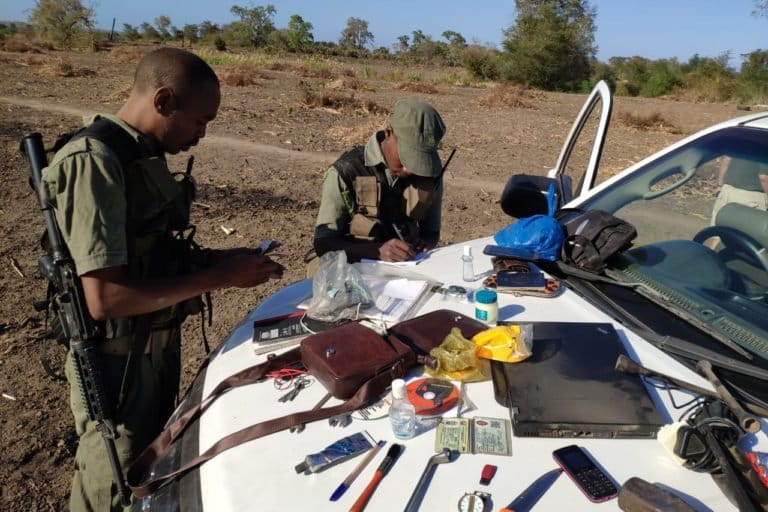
[126,348,396,497]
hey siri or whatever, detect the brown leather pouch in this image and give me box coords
[301,310,487,400]
[388,309,488,355]
[301,322,415,399]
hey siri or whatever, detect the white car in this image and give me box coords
[134,82,768,511]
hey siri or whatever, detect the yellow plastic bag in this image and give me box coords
[424,327,489,382]
[472,324,533,363]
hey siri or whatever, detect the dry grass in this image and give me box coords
[301,90,388,115]
[327,118,387,146]
[619,111,682,134]
[325,77,371,91]
[478,85,537,109]
[39,59,96,78]
[221,71,258,87]
[394,81,440,94]
[0,36,45,53]
[110,45,153,64]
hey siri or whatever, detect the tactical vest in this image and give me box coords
[333,146,437,243]
[51,118,206,344]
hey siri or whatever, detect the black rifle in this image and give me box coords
[21,133,131,506]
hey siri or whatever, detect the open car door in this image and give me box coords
[549,80,613,199]
[500,80,613,218]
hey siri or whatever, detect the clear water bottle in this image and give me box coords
[389,379,416,439]
[462,246,474,282]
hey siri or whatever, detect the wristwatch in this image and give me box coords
[457,491,491,512]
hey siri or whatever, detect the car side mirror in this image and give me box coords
[500,174,573,218]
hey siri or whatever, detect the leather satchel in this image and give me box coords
[128,309,486,497]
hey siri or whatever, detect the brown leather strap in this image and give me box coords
[127,350,399,497]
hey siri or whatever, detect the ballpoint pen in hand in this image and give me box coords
[330,440,386,502]
[348,443,403,512]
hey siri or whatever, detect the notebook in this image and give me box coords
[491,322,665,439]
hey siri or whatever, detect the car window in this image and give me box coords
[580,125,768,353]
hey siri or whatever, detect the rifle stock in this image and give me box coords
[21,133,131,506]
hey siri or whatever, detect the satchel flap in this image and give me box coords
[388,309,487,354]
[301,322,411,384]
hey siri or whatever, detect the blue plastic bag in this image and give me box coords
[493,183,564,261]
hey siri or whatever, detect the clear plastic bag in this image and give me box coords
[306,251,372,322]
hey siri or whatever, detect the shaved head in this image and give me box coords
[132,47,219,97]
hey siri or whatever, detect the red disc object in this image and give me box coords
[405,378,458,416]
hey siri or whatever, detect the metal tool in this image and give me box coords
[291,392,331,433]
[499,468,563,512]
[329,413,352,427]
[278,377,310,403]
[404,448,458,512]
[696,359,760,433]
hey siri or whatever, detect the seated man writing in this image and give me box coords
[313,99,447,263]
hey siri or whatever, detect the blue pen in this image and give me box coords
[329,440,386,502]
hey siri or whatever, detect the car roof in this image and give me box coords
[734,112,768,129]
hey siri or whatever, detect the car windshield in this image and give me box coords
[578,124,768,356]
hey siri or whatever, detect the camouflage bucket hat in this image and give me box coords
[391,99,446,178]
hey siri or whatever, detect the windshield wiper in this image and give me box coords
[563,277,768,381]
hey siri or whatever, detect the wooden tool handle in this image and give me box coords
[348,471,383,512]
[696,359,760,433]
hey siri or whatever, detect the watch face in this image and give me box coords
[458,492,488,512]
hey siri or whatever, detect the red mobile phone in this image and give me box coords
[552,445,618,503]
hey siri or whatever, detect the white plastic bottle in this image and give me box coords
[389,379,416,439]
[462,245,474,282]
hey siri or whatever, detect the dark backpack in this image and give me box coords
[556,208,637,273]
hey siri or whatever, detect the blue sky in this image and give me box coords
[1,1,764,67]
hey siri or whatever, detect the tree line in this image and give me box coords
[7,0,768,103]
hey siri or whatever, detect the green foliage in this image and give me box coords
[230,4,276,47]
[461,45,500,80]
[406,72,422,82]
[339,17,373,49]
[442,30,467,47]
[214,36,226,51]
[200,21,220,39]
[738,49,768,103]
[501,0,596,90]
[395,34,409,52]
[639,60,682,97]
[140,22,160,40]
[28,0,94,47]
[154,15,171,40]
[286,14,313,51]
[183,24,199,45]
[121,23,140,41]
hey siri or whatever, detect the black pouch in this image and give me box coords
[556,208,637,273]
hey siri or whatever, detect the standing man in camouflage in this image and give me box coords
[313,99,447,263]
[41,48,283,511]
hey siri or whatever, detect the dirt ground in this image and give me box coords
[0,45,746,510]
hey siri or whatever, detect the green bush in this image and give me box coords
[214,36,226,51]
[461,45,499,80]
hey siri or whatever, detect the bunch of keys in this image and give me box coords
[278,375,312,402]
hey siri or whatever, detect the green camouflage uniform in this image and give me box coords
[314,132,443,241]
[41,114,195,512]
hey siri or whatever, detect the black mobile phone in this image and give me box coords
[483,244,540,261]
[552,445,618,502]
[496,271,548,290]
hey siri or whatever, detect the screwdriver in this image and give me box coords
[348,443,403,512]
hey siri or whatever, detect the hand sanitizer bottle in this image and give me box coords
[462,245,474,282]
[389,379,416,439]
